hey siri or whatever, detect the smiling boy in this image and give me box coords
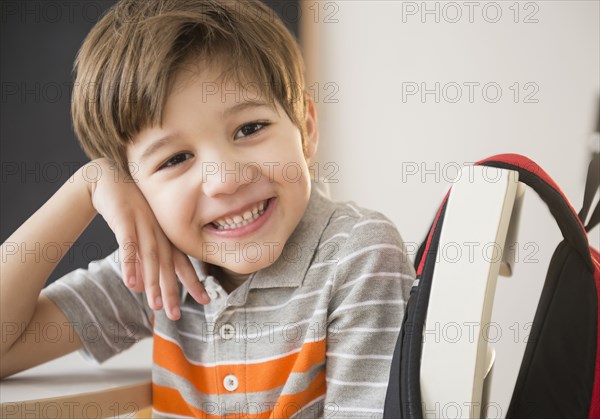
[0,0,415,417]
[127,63,314,288]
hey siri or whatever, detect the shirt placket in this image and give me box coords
[203,275,246,416]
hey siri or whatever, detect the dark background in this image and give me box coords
[1,0,300,285]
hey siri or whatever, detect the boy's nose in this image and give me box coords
[201,159,259,197]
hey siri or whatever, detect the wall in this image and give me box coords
[305,1,599,415]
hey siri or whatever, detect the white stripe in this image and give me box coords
[325,405,385,414]
[154,329,324,366]
[55,281,122,353]
[180,288,329,315]
[326,377,389,388]
[327,351,393,360]
[176,329,210,343]
[152,408,195,418]
[105,255,153,331]
[180,305,204,315]
[332,299,403,315]
[308,261,336,269]
[175,318,315,344]
[317,232,349,249]
[347,203,363,216]
[331,215,351,222]
[311,242,405,270]
[338,244,404,265]
[335,327,401,333]
[88,279,144,339]
[353,219,395,229]
[240,289,325,313]
[292,394,326,417]
[337,272,412,292]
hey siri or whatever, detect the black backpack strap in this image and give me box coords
[579,153,599,227]
[384,192,450,419]
[477,153,594,271]
[402,199,448,419]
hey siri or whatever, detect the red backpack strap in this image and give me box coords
[476,153,594,272]
[415,191,449,277]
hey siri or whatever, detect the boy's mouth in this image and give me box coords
[207,198,273,230]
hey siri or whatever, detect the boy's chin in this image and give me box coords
[215,258,275,276]
[197,242,288,276]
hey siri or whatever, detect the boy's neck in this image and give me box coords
[207,264,250,294]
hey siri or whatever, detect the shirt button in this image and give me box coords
[223,374,238,392]
[220,323,235,340]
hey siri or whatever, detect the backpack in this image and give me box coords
[384,153,600,419]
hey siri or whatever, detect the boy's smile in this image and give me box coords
[126,60,318,277]
[204,196,276,238]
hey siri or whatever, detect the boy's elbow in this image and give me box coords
[0,348,20,379]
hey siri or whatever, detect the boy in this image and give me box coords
[0,0,416,417]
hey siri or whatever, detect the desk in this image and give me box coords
[0,338,153,418]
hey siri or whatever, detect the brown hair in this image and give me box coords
[71,0,308,176]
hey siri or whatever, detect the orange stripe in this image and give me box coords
[152,382,272,418]
[270,369,327,418]
[152,371,326,418]
[153,333,326,394]
[153,383,196,417]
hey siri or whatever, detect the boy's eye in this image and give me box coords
[234,121,270,140]
[158,152,193,170]
[155,122,269,171]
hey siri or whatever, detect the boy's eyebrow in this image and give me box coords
[139,100,275,164]
[140,136,174,165]
[222,100,275,118]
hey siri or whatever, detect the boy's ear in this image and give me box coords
[303,94,319,160]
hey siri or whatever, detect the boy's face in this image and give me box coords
[126,62,318,275]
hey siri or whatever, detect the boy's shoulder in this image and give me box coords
[303,183,415,291]
[306,182,407,264]
[312,185,402,244]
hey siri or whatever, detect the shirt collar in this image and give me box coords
[181,181,337,303]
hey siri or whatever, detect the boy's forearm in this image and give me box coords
[0,165,97,355]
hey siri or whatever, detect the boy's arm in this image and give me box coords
[0,165,95,377]
[0,295,84,378]
[324,212,416,418]
[1,157,209,379]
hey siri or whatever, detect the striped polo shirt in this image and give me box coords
[42,181,416,418]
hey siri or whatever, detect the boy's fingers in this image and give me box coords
[156,235,181,321]
[132,255,146,293]
[135,221,162,311]
[118,235,138,289]
[159,269,181,321]
[172,249,211,305]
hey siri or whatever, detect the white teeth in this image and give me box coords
[211,199,269,230]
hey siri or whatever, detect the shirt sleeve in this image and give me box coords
[324,210,416,418]
[41,248,154,364]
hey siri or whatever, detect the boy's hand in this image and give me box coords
[84,158,210,321]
